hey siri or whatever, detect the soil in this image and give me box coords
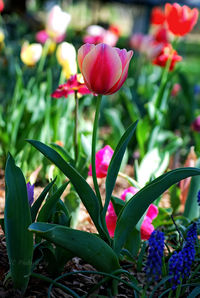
[0,166,171,297]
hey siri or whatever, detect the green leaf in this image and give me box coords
[31,177,57,222]
[37,182,69,223]
[27,140,105,238]
[124,228,141,258]
[111,196,125,217]
[184,158,200,220]
[103,121,138,217]
[5,153,33,294]
[50,143,74,164]
[113,167,200,255]
[29,222,120,273]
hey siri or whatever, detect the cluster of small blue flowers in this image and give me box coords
[145,230,165,282]
[197,190,200,206]
[168,223,197,290]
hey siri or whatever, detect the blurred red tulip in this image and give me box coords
[78,43,133,95]
[165,3,199,36]
[153,43,182,71]
[151,7,166,25]
[0,0,4,12]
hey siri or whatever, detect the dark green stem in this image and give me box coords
[91,95,102,207]
[74,91,78,163]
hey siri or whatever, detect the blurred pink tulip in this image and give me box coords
[78,43,133,95]
[171,83,181,97]
[36,30,49,44]
[106,187,139,238]
[88,145,114,178]
[140,204,158,240]
[83,25,119,47]
[106,184,158,240]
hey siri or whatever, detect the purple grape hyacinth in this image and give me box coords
[26,182,34,205]
[145,230,165,282]
[169,223,197,290]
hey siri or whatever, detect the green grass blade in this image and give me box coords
[29,222,120,273]
[113,167,200,255]
[5,153,33,294]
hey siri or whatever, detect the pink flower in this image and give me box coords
[171,83,181,96]
[36,29,65,44]
[106,185,158,240]
[78,43,133,95]
[83,24,120,47]
[106,187,139,237]
[0,0,4,12]
[88,145,114,178]
[140,204,158,240]
[51,74,92,98]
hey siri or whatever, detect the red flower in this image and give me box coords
[51,74,92,98]
[154,26,169,44]
[153,43,182,71]
[165,3,199,36]
[151,7,166,25]
[0,0,4,12]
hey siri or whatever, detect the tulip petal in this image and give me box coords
[82,43,122,94]
[78,43,95,72]
[107,50,133,94]
[146,204,158,220]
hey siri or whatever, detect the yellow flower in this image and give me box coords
[21,42,42,66]
[56,42,77,79]
[0,29,4,43]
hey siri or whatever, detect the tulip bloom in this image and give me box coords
[88,145,114,178]
[0,0,4,13]
[191,116,200,132]
[20,42,42,66]
[56,42,77,79]
[84,25,120,47]
[165,3,199,36]
[140,204,158,240]
[153,43,182,71]
[151,7,165,25]
[106,187,158,239]
[46,5,71,40]
[78,43,133,95]
[171,83,181,97]
[51,74,92,99]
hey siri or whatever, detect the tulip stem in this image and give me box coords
[74,91,78,163]
[92,95,103,207]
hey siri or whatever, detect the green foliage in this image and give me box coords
[4,153,33,294]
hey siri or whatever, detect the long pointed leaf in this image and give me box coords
[37,182,69,222]
[27,140,105,238]
[103,121,138,216]
[31,177,57,222]
[113,167,200,255]
[5,154,33,294]
[29,222,120,273]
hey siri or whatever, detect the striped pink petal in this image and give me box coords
[78,43,95,72]
[81,43,122,94]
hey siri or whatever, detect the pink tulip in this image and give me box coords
[88,145,114,178]
[78,43,133,95]
[106,187,139,237]
[106,184,158,240]
[140,204,158,240]
[36,30,49,44]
